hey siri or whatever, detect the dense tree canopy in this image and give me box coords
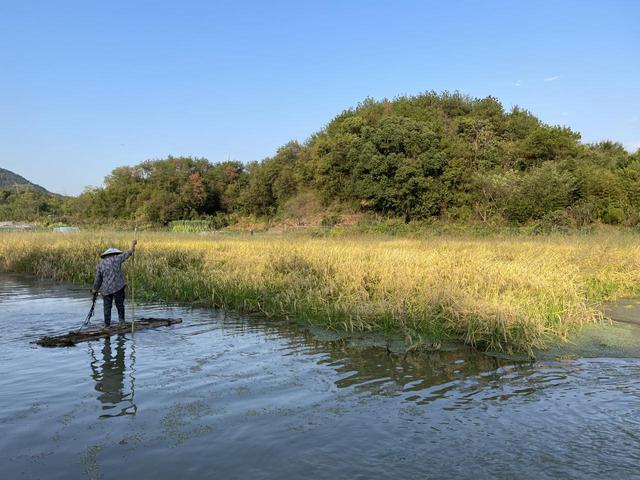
[3,92,639,228]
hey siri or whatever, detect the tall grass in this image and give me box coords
[1,230,639,353]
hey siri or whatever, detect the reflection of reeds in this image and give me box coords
[1,231,639,353]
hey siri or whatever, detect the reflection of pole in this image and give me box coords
[88,342,98,373]
[129,335,137,415]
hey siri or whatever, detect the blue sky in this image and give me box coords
[1,0,638,195]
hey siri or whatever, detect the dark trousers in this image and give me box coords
[103,287,126,326]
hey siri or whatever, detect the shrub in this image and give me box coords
[531,209,574,234]
[321,213,342,228]
[602,206,625,225]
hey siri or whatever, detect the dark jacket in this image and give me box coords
[93,249,134,295]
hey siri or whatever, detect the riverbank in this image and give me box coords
[1,230,639,353]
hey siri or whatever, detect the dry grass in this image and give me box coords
[1,230,639,353]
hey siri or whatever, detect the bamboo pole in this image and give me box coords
[131,227,137,334]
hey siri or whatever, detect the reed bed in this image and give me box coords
[1,230,639,353]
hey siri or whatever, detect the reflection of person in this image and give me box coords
[91,335,126,407]
[90,335,136,417]
[91,240,137,326]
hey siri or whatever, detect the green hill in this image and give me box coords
[28,92,640,228]
[0,167,51,194]
[0,168,64,222]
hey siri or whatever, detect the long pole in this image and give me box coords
[131,227,137,334]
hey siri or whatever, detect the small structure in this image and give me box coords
[0,221,35,230]
[53,226,80,233]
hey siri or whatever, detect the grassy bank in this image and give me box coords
[1,231,639,353]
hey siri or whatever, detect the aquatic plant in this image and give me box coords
[1,230,639,353]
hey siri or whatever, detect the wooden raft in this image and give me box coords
[36,318,183,347]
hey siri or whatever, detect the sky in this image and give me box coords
[1,0,639,195]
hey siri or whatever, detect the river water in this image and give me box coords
[1,274,640,479]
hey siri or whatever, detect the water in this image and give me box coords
[2,274,640,479]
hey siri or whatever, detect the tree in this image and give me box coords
[56,91,636,228]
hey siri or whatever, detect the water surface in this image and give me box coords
[2,274,640,479]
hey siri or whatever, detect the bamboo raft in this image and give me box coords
[36,318,183,347]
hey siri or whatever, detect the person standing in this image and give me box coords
[92,240,137,327]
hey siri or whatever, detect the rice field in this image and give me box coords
[1,230,639,353]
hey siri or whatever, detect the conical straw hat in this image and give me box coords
[100,247,123,258]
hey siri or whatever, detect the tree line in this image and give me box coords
[3,91,640,229]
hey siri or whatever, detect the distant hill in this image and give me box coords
[0,167,51,194]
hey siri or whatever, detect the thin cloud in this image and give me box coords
[512,80,522,87]
[544,75,561,82]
